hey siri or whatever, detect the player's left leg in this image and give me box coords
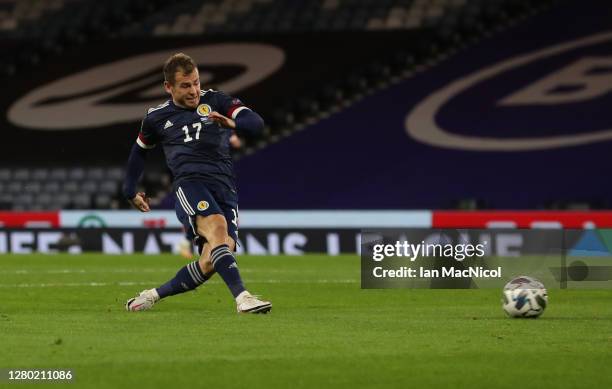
[203,191,271,313]
[194,214,271,314]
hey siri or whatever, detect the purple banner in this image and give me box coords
[235,0,612,209]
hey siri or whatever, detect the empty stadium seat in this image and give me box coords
[140,0,474,36]
[0,168,10,181]
[0,165,128,210]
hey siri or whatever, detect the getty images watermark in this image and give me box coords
[362,229,612,289]
[361,230,503,289]
[360,229,518,289]
[370,240,500,279]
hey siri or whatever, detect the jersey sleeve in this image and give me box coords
[136,114,158,149]
[215,91,251,120]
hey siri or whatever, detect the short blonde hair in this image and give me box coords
[163,53,197,85]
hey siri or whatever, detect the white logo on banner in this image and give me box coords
[405,31,612,151]
[500,56,612,105]
[8,44,285,130]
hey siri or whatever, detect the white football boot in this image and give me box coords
[125,289,160,311]
[236,291,272,314]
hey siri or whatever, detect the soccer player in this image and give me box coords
[176,131,242,260]
[123,53,271,314]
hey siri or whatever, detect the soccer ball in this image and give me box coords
[502,276,548,318]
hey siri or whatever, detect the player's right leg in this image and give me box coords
[125,289,159,311]
[125,185,216,312]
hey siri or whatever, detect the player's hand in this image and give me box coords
[208,111,236,129]
[229,131,242,149]
[129,192,151,212]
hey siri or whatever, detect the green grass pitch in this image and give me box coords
[0,254,611,388]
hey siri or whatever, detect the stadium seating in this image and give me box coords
[0,0,176,75]
[0,0,75,33]
[142,0,472,36]
[0,0,563,211]
[0,167,125,210]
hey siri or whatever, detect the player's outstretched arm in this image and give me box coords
[122,143,151,212]
[130,191,151,212]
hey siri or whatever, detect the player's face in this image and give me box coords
[166,68,200,109]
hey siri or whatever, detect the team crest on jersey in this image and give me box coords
[196,104,212,117]
[197,201,209,211]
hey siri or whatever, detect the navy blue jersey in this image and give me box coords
[136,89,249,190]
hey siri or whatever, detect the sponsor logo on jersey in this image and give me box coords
[163,120,173,129]
[196,104,212,117]
[197,201,209,211]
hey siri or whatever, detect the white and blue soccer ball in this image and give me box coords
[502,276,548,318]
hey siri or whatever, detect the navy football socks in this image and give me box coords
[155,244,245,299]
[156,260,210,298]
[210,244,246,298]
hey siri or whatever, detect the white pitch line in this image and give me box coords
[0,281,155,288]
[0,279,358,288]
[0,268,176,275]
[0,268,337,275]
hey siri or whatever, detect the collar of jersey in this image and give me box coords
[169,99,196,111]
